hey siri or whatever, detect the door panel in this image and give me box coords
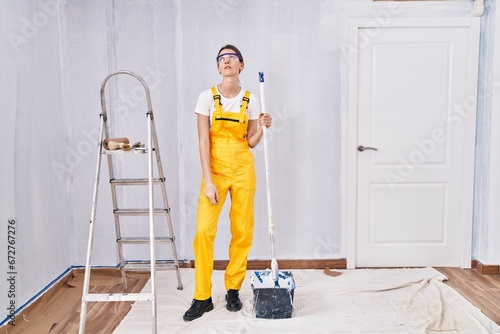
[351,19,480,267]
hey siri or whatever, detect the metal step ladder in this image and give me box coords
[79,71,183,334]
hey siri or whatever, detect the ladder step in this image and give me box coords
[122,262,179,271]
[111,178,165,186]
[114,208,170,216]
[102,148,149,155]
[83,292,153,302]
[118,237,174,244]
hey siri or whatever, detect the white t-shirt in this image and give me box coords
[194,87,261,123]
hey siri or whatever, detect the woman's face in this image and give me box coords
[217,48,244,75]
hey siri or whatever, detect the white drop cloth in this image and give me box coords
[114,268,500,333]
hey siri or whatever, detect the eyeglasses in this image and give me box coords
[216,53,240,64]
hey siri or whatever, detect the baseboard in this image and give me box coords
[186,259,347,270]
[186,259,500,274]
[471,260,500,275]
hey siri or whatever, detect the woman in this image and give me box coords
[183,45,272,321]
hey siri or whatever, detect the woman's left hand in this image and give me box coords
[259,113,272,128]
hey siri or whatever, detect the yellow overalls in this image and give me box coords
[193,87,256,300]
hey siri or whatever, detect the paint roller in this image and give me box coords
[250,73,295,320]
[259,72,279,287]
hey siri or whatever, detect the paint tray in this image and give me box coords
[250,270,295,319]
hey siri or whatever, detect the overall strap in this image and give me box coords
[238,91,251,123]
[211,86,222,119]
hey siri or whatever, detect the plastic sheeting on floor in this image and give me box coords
[113,267,500,333]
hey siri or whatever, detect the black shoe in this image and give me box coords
[183,297,214,321]
[225,289,242,312]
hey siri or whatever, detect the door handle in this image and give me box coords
[357,145,378,152]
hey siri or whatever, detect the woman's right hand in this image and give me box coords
[204,182,219,205]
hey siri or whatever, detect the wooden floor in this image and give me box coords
[2,267,499,333]
[436,267,500,325]
[1,269,150,334]
[50,277,148,334]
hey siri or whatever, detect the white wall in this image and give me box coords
[0,0,71,317]
[473,0,500,265]
[3,0,497,320]
[66,0,348,267]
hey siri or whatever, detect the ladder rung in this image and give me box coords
[110,178,165,185]
[83,292,153,302]
[122,262,179,271]
[118,237,174,244]
[102,148,149,155]
[114,208,170,216]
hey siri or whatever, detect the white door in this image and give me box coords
[347,18,480,268]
